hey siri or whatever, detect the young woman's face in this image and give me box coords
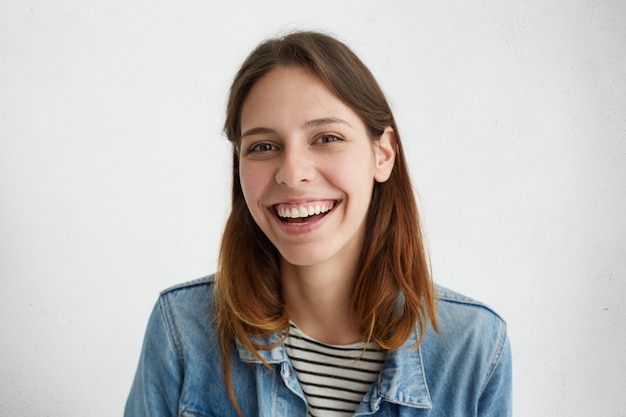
[238,66,395,268]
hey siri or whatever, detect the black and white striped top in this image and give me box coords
[284,323,386,417]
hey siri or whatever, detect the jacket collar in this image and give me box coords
[235,332,288,363]
[365,330,432,410]
[236,329,432,410]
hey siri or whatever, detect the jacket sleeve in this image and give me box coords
[124,298,183,417]
[477,326,513,417]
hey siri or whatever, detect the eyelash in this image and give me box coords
[244,134,343,155]
[316,134,342,144]
[247,143,277,154]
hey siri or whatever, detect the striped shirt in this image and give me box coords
[284,322,386,417]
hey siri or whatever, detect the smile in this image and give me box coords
[274,200,336,223]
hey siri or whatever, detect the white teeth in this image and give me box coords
[277,202,335,219]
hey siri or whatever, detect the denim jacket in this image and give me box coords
[125,276,512,416]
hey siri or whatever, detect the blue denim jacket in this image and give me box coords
[125,276,512,416]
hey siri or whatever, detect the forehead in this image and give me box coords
[240,66,363,131]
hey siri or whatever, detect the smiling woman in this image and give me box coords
[238,66,396,269]
[124,31,512,417]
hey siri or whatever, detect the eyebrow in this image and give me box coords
[240,127,275,138]
[304,117,352,129]
[241,117,352,138]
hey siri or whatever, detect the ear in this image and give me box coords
[373,126,397,183]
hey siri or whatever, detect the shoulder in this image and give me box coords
[154,275,217,339]
[434,284,506,328]
[425,285,509,369]
[435,284,494,308]
[158,275,216,311]
[422,286,512,411]
[160,274,216,296]
[144,275,220,362]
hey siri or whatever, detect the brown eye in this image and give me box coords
[248,142,278,154]
[316,135,342,144]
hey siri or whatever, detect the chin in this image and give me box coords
[278,247,334,268]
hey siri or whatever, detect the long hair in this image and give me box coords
[216,31,438,416]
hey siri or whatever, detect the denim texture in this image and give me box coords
[125,276,512,416]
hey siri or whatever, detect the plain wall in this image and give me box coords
[1,1,624,416]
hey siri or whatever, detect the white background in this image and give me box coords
[1,1,625,416]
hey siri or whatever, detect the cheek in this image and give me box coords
[239,163,266,210]
[329,150,376,191]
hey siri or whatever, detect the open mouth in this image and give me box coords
[274,201,337,224]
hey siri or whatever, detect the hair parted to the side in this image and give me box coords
[216,30,438,416]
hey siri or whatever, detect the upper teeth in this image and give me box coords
[277,202,335,219]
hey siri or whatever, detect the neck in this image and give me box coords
[281,257,362,345]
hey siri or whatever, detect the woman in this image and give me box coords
[125,31,512,417]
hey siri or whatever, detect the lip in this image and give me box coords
[274,199,336,218]
[268,199,339,235]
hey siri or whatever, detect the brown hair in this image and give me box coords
[216,31,437,415]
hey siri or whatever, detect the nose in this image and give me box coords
[275,146,316,187]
